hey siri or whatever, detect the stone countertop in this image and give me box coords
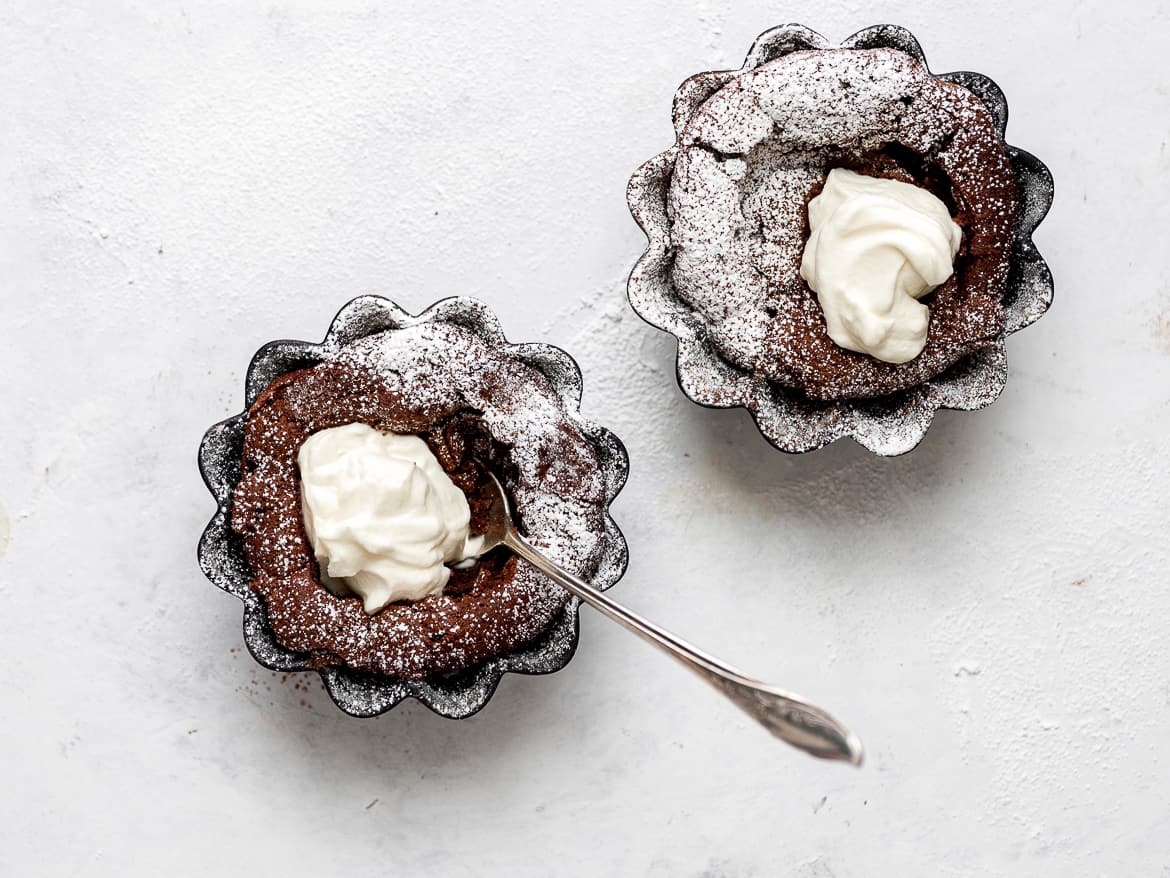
[1,3,1167,875]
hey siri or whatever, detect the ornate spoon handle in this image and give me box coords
[503,528,863,765]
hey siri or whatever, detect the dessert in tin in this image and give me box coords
[199,297,628,716]
[628,24,1054,454]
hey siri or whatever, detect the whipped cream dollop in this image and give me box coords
[800,168,962,364]
[297,423,484,613]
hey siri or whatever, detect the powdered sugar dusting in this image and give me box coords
[669,46,1016,399]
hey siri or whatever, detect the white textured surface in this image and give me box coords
[1,2,1167,875]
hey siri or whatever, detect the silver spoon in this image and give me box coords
[478,470,864,765]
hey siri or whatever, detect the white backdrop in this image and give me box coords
[2,2,1168,875]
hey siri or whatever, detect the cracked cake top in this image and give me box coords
[667,47,1017,400]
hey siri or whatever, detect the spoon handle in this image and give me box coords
[503,529,863,765]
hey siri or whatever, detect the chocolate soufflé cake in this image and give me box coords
[668,46,1017,400]
[231,322,607,679]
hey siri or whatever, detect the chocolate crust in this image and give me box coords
[231,322,606,680]
[668,47,1018,399]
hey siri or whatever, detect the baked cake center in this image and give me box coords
[297,423,485,613]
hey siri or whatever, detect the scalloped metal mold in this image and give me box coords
[198,296,630,719]
[627,23,1054,456]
